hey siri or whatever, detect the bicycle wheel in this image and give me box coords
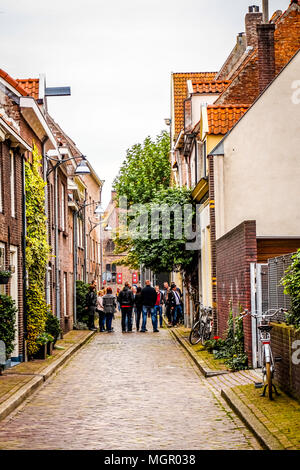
[266,362,273,400]
[189,321,202,345]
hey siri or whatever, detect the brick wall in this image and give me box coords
[274,5,300,75]
[271,323,300,400]
[0,142,24,360]
[216,4,300,106]
[216,221,257,361]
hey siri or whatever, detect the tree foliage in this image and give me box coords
[113,132,196,274]
[25,144,51,356]
[113,131,171,206]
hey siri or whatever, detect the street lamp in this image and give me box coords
[73,200,106,324]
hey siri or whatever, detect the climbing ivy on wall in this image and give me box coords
[25,143,51,356]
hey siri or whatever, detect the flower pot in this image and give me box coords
[47,341,53,355]
[34,344,47,360]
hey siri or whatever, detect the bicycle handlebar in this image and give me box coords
[240,308,288,319]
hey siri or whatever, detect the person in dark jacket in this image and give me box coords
[169,283,183,327]
[102,287,117,332]
[117,282,134,332]
[154,285,164,328]
[134,286,143,331]
[85,283,97,330]
[140,280,159,333]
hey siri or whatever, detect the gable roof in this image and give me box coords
[207,104,249,135]
[210,47,300,156]
[16,78,39,100]
[172,72,217,139]
[215,2,300,106]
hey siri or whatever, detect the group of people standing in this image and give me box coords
[85,279,183,333]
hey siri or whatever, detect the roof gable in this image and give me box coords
[172,72,217,139]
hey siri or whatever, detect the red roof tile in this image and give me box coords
[207,104,249,135]
[16,78,39,100]
[0,69,28,96]
[192,80,230,94]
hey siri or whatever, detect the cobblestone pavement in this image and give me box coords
[0,317,261,450]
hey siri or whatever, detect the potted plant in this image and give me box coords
[35,332,54,359]
[0,270,12,285]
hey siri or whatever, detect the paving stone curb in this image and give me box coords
[221,388,284,450]
[167,323,229,378]
[0,330,95,423]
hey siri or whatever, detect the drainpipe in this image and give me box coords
[73,210,78,324]
[54,165,60,323]
[83,190,87,283]
[21,153,27,362]
[42,137,50,305]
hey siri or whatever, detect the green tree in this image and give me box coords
[113,132,196,274]
[113,131,171,206]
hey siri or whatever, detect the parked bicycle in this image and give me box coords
[189,304,213,346]
[240,308,287,400]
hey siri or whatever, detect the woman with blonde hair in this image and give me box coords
[97,290,106,332]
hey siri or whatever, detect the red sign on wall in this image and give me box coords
[116,273,123,284]
[132,272,138,284]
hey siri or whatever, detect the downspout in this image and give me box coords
[83,190,87,283]
[21,152,27,361]
[73,210,78,324]
[42,137,50,305]
[54,165,60,323]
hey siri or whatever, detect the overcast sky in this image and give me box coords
[0,0,289,207]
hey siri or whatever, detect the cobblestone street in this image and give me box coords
[0,318,261,450]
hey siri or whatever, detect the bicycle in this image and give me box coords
[189,305,213,346]
[240,308,286,400]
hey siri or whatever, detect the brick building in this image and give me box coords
[102,191,139,295]
[169,1,300,341]
[0,67,103,363]
[0,69,56,362]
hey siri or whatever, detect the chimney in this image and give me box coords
[245,6,263,48]
[262,0,269,23]
[257,23,276,93]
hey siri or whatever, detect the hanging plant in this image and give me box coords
[0,270,12,284]
[25,143,51,357]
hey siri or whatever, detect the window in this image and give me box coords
[10,150,15,217]
[0,243,5,295]
[63,272,67,316]
[77,218,83,248]
[61,183,65,231]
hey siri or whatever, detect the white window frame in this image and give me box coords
[61,183,65,231]
[10,150,15,218]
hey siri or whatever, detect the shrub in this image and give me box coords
[26,285,48,357]
[281,249,300,330]
[76,280,90,324]
[45,310,62,345]
[210,308,248,371]
[0,294,17,359]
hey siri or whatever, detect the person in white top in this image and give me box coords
[96,290,105,332]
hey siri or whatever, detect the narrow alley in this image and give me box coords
[0,320,260,450]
